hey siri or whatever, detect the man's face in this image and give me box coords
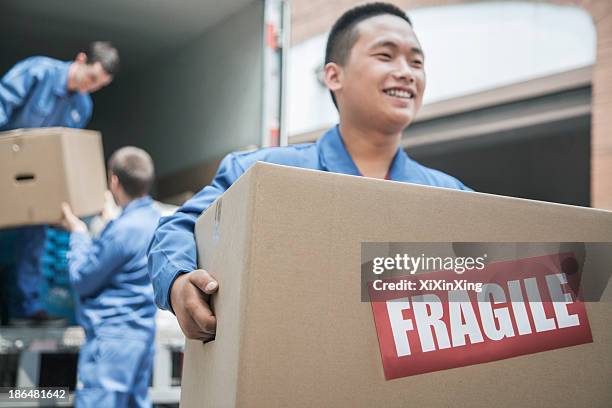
[74,62,113,93]
[331,14,426,132]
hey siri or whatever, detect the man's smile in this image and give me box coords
[383,86,416,100]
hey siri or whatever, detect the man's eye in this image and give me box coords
[377,53,392,60]
[412,60,423,67]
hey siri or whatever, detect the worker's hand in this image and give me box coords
[60,203,88,233]
[170,269,218,342]
[101,190,120,223]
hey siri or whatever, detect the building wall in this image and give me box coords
[290,0,612,210]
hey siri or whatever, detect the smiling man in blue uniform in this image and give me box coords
[0,41,119,321]
[61,147,160,408]
[148,2,472,341]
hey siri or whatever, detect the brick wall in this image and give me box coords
[290,0,612,210]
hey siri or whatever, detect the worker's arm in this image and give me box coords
[459,182,474,192]
[61,203,128,298]
[147,153,246,340]
[68,230,128,298]
[0,60,38,128]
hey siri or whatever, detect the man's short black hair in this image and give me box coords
[324,2,412,108]
[87,41,120,75]
[108,146,155,198]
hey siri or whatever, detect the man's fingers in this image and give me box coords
[61,202,71,218]
[171,270,219,341]
[191,304,217,336]
[61,202,78,224]
[184,282,217,334]
[189,269,219,294]
[59,203,72,230]
[179,313,215,342]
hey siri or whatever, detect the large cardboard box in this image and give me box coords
[186,162,612,408]
[0,127,106,228]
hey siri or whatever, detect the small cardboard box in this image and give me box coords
[185,162,612,408]
[0,127,106,228]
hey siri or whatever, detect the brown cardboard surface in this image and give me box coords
[186,162,612,408]
[0,128,106,228]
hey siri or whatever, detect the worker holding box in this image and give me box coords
[0,42,119,322]
[148,3,472,341]
[61,147,160,408]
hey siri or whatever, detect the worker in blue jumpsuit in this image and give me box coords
[61,147,160,408]
[0,42,119,320]
[148,3,474,342]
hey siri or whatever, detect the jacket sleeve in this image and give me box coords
[147,153,246,312]
[0,60,37,128]
[68,229,128,298]
[459,182,474,192]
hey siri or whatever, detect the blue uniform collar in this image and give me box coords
[121,196,153,215]
[317,125,416,182]
[52,61,72,97]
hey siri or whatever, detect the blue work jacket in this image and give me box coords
[0,57,92,130]
[69,197,161,339]
[148,126,473,312]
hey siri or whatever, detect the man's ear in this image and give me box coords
[324,62,343,93]
[75,52,87,64]
[109,174,120,190]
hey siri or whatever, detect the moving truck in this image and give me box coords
[0,1,288,405]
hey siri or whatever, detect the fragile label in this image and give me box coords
[368,253,592,380]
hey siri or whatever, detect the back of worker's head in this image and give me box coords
[87,41,120,76]
[108,146,155,200]
[325,2,412,109]
[71,41,119,94]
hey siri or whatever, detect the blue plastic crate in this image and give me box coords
[40,280,76,324]
[38,228,74,322]
[0,230,19,264]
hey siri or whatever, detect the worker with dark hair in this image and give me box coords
[324,2,412,109]
[148,2,472,341]
[61,146,159,408]
[0,41,119,131]
[0,41,120,322]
